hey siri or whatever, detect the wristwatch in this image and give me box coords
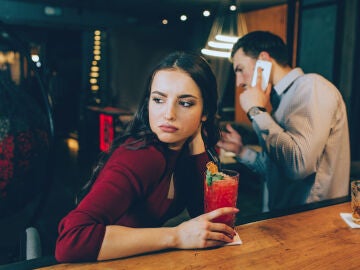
[247,106,267,121]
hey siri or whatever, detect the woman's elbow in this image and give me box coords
[55,242,76,263]
[55,238,98,263]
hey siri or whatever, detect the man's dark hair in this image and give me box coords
[231,31,289,66]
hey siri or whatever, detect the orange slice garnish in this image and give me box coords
[206,161,218,174]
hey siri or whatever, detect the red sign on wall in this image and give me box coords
[99,113,114,152]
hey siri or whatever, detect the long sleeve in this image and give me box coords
[55,145,168,262]
[238,68,350,210]
[254,74,344,180]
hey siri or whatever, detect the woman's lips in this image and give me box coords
[159,124,178,133]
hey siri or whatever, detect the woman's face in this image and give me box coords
[149,69,206,150]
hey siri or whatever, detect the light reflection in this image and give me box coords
[66,138,79,154]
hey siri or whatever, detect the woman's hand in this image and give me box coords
[174,207,239,249]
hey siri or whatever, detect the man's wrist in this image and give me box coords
[234,147,257,164]
[247,106,267,121]
[233,146,246,162]
[234,151,245,163]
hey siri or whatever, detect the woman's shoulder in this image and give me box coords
[114,140,165,156]
[109,138,167,174]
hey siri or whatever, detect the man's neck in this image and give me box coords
[272,65,292,86]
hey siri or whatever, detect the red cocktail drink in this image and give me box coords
[204,169,239,227]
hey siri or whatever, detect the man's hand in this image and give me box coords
[217,124,244,156]
[240,67,271,113]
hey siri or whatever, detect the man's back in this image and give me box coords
[264,69,350,210]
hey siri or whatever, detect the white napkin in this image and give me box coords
[340,213,360,228]
[225,231,242,246]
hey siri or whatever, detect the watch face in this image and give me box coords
[249,107,259,119]
[247,106,266,121]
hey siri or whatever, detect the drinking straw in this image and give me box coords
[206,148,221,171]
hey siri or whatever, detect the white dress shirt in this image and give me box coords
[238,68,350,211]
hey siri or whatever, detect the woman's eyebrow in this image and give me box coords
[178,94,199,99]
[151,90,166,96]
[151,91,199,99]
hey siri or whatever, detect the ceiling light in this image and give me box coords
[91,85,99,91]
[229,5,237,11]
[201,9,240,59]
[90,72,99,78]
[180,15,187,21]
[31,54,39,62]
[201,49,231,58]
[208,41,234,50]
[215,34,238,43]
[203,10,211,17]
[162,19,168,25]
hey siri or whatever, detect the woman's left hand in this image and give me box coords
[173,207,239,249]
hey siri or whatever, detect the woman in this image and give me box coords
[55,51,238,262]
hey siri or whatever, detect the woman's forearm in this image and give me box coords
[97,225,177,261]
[97,208,238,261]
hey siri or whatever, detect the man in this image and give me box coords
[217,31,350,211]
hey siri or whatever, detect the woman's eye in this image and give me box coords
[179,100,194,107]
[152,97,164,104]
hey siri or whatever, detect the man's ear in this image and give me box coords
[259,51,271,61]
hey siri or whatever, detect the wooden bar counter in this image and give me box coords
[35,202,359,270]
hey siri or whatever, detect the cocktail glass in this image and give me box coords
[204,169,239,227]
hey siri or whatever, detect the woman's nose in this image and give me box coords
[164,104,176,121]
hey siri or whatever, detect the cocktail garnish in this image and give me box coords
[206,161,218,174]
[206,161,224,186]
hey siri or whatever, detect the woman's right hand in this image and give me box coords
[174,207,239,249]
